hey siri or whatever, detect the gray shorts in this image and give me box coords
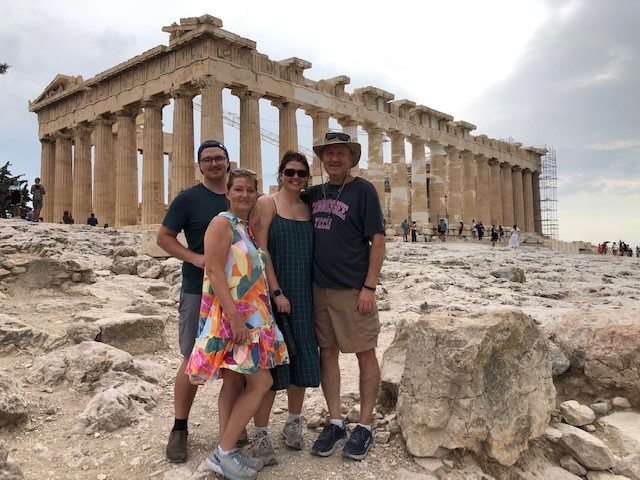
[178,292,202,357]
[33,200,43,209]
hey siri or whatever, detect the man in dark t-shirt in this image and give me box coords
[307,132,385,461]
[157,139,230,463]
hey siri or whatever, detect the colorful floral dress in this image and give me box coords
[186,212,289,384]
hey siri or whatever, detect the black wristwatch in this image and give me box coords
[271,289,282,298]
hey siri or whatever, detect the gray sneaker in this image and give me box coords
[205,446,258,480]
[252,429,278,466]
[281,417,303,450]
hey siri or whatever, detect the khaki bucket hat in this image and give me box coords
[313,132,361,168]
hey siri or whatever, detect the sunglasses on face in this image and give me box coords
[282,168,309,178]
[325,132,351,142]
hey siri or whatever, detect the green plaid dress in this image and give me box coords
[268,213,320,390]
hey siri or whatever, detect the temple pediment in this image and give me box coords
[30,74,84,106]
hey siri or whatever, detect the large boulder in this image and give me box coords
[66,310,166,354]
[551,313,640,406]
[554,422,616,470]
[396,309,555,466]
[0,315,67,352]
[0,372,28,427]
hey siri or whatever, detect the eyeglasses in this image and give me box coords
[325,132,351,142]
[282,168,309,178]
[200,156,228,165]
[230,168,257,176]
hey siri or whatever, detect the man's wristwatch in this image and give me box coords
[271,289,282,298]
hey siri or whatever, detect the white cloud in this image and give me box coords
[587,139,640,150]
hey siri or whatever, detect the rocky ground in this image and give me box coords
[0,219,639,480]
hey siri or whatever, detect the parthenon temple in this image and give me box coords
[29,14,546,234]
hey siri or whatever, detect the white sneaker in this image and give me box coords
[252,430,278,466]
[282,417,304,450]
[205,446,258,479]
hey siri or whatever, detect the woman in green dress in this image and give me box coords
[249,151,320,465]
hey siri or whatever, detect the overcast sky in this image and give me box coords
[1,0,638,247]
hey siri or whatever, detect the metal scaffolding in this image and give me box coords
[539,146,559,239]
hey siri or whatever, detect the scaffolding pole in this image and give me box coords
[539,146,559,239]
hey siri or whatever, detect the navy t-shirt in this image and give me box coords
[307,177,384,290]
[161,183,228,294]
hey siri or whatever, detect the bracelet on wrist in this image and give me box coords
[362,284,376,291]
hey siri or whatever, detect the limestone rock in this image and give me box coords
[0,441,24,479]
[0,314,68,352]
[554,422,615,470]
[396,309,555,466]
[137,264,162,279]
[74,388,147,434]
[0,372,28,427]
[378,318,410,412]
[490,267,526,283]
[598,412,640,456]
[553,322,640,406]
[110,256,158,275]
[560,455,588,476]
[614,453,640,480]
[591,402,613,416]
[67,311,165,354]
[549,340,571,377]
[561,400,596,426]
[613,397,632,409]
[586,473,633,480]
[36,341,137,389]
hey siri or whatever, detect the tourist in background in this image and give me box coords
[156,140,235,463]
[30,178,45,221]
[401,219,409,242]
[410,221,417,243]
[9,179,22,218]
[87,213,99,226]
[458,221,464,241]
[186,168,289,479]
[306,132,385,461]
[249,151,320,465]
[62,210,74,224]
[509,225,521,249]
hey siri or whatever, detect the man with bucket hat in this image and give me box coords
[306,131,386,460]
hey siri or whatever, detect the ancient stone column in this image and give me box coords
[198,77,225,183]
[53,133,73,224]
[511,166,525,230]
[532,171,542,234]
[474,154,491,226]
[461,150,476,226]
[500,162,514,228]
[389,131,408,225]
[488,158,503,227]
[232,88,262,191]
[522,168,535,233]
[364,125,385,213]
[338,118,358,143]
[306,109,330,186]
[199,77,225,143]
[171,88,197,201]
[115,109,139,226]
[445,146,462,226]
[141,100,166,225]
[40,137,56,222]
[72,124,93,224]
[409,137,428,223]
[427,141,447,226]
[94,117,116,227]
[274,100,299,160]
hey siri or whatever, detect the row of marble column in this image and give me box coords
[40,80,540,233]
[426,143,541,232]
